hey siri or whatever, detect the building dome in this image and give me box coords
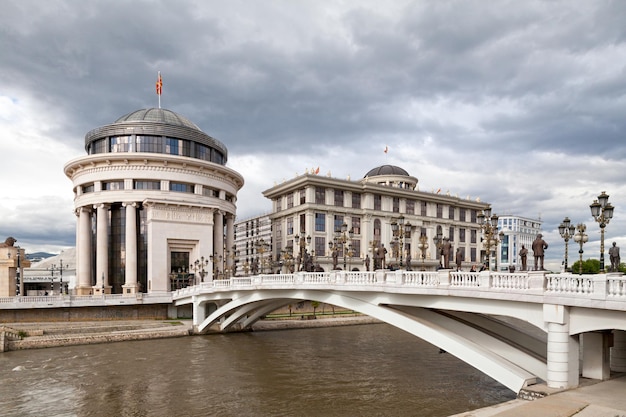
[364,165,410,178]
[84,107,228,164]
[114,108,201,130]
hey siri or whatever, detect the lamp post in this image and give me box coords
[590,191,614,272]
[433,229,444,267]
[477,208,499,271]
[295,233,312,271]
[417,233,429,271]
[190,256,208,285]
[254,239,270,274]
[573,223,588,275]
[48,260,67,295]
[558,217,576,272]
[390,216,412,268]
[329,223,354,270]
[281,246,294,273]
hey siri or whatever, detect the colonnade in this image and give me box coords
[74,203,234,295]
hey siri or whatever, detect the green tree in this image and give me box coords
[310,301,320,317]
[571,258,601,274]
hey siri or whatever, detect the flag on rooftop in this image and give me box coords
[384,146,388,154]
[156,72,162,96]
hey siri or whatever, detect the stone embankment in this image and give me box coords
[1,315,380,352]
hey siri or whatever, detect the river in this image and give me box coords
[0,323,515,416]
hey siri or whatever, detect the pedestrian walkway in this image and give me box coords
[453,375,626,417]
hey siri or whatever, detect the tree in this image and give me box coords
[310,301,320,318]
[571,258,601,274]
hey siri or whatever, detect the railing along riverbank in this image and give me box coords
[0,293,173,309]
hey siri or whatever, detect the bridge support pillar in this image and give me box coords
[582,332,611,380]
[193,298,207,331]
[611,330,626,372]
[545,305,579,389]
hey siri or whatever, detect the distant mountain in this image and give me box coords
[27,252,56,262]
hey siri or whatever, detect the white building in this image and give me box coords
[497,214,543,271]
[262,165,491,272]
[64,108,244,295]
[233,214,273,275]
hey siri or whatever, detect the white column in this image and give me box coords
[213,211,224,278]
[77,207,93,295]
[544,303,579,389]
[582,332,611,380]
[123,202,138,295]
[225,214,234,273]
[95,203,109,294]
[611,330,626,372]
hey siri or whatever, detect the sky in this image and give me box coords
[1,0,625,271]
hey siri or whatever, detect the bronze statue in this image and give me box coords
[519,245,528,271]
[332,247,339,270]
[0,237,16,247]
[609,242,620,272]
[405,253,412,271]
[531,234,548,271]
[442,238,452,269]
[455,247,463,271]
[364,254,370,271]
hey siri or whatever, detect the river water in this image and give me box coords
[0,324,515,417]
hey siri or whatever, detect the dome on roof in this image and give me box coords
[364,165,410,178]
[115,108,201,130]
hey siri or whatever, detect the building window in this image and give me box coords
[351,216,361,235]
[449,207,455,220]
[459,228,466,243]
[352,193,361,209]
[287,193,294,209]
[136,135,163,153]
[299,188,306,204]
[421,201,427,216]
[449,226,454,242]
[374,219,382,243]
[406,200,415,215]
[202,187,217,197]
[287,217,294,235]
[110,136,132,152]
[134,180,160,190]
[315,187,325,204]
[334,215,344,232]
[315,236,326,257]
[471,229,477,244]
[103,180,124,191]
[471,247,477,262]
[334,190,344,207]
[351,239,361,259]
[275,198,282,212]
[393,197,400,213]
[82,183,94,193]
[436,204,443,218]
[374,195,382,211]
[471,210,477,223]
[315,213,325,232]
[459,209,466,222]
[169,182,194,193]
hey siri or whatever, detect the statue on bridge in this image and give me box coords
[441,238,452,269]
[331,247,339,270]
[532,234,548,271]
[405,252,412,271]
[364,254,370,271]
[519,245,528,271]
[609,242,620,272]
[455,247,463,271]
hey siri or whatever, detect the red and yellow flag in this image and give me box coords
[156,72,162,95]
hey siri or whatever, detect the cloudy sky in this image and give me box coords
[1,0,625,270]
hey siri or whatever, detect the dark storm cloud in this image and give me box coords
[1,0,626,267]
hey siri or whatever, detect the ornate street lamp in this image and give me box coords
[48,260,68,295]
[281,246,295,273]
[254,239,270,274]
[433,228,444,267]
[558,217,576,272]
[390,216,412,268]
[477,208,499,271]
[295,233,312,271]
[574,223,589,275]
[329,223,354,270]
[590,191,614,272]
[190,256,209,285]
[417,233,429,271]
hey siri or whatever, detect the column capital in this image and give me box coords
[122,202,138,208]
[94,203,109,210]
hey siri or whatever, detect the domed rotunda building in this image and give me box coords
[64,108,244,295]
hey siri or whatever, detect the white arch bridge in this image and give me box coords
[173,269,626,395]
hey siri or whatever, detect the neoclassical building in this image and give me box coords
[64,108,244,295]
[262,165,490,272]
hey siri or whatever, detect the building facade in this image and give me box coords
[64,108,244,295]
[262,165,490,272]
[233,214,273,275]
[497,214,543,271]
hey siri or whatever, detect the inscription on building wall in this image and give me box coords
[149,205,213,224]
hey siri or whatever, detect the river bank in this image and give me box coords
[1,315,380,351]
